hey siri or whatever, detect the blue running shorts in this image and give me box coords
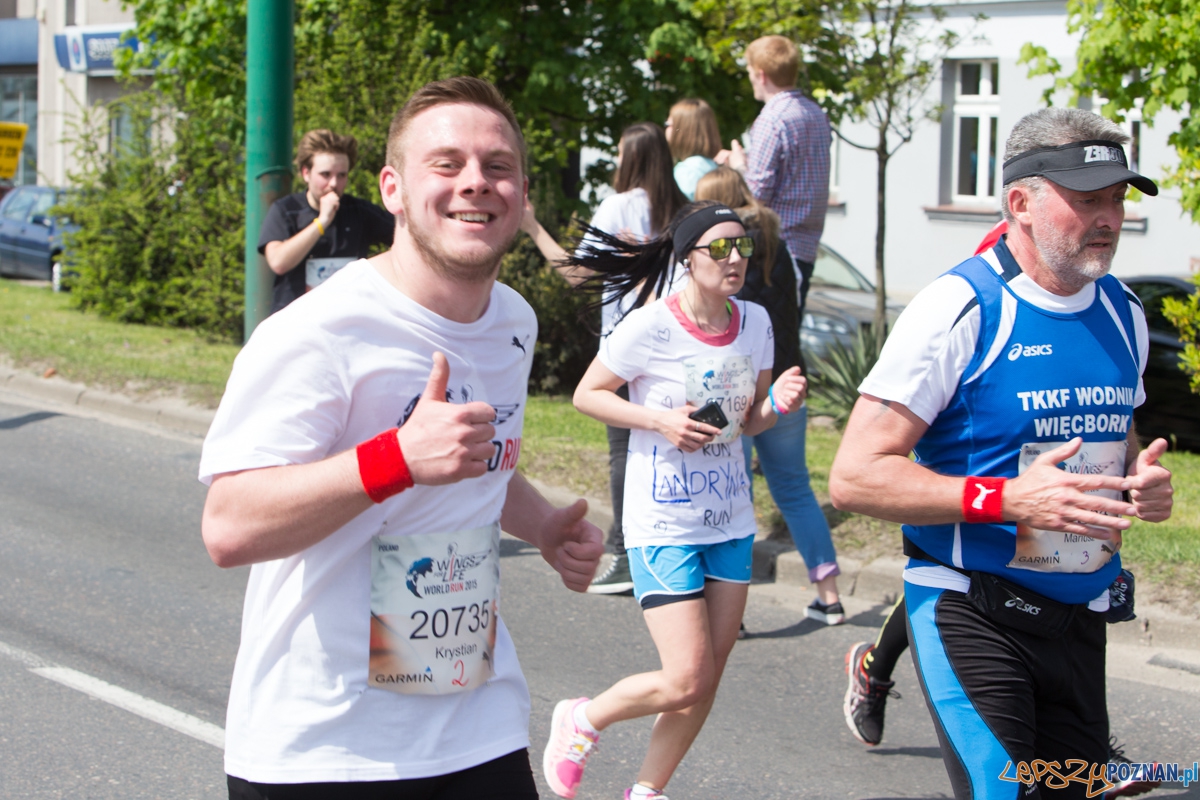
[628,535,755,609]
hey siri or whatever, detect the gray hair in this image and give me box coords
[1000,108,1130,223]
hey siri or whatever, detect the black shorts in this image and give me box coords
[906,580,1109,800]
[228,748,538,800]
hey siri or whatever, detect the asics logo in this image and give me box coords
[1004,593,1041,615]
[1008,342,1053,361]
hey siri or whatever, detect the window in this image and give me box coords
[1,188,35,220]
[1,74,37,185]
[951,60,1000,205]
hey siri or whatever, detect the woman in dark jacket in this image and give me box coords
[695,167,845,625]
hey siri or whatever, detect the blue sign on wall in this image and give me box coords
[53,24,139,75]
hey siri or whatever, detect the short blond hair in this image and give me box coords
[745,35,798,89]
[667,98,722,162]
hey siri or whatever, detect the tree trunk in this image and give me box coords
[874,135,889,352]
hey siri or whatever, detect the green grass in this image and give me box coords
[1123,449,1200,604]
[0,279,239,408]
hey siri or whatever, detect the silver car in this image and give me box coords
[800,243,905,361]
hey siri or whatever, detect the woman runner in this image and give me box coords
[542,201,807,799]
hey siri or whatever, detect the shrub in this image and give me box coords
[807,324,885,427]
[59,94,245,341]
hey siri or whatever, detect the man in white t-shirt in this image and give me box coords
[829,108,1173,800]
[200,77,604,799]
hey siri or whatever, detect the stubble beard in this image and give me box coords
[402,188,515,285]
[1033,220,1118,293]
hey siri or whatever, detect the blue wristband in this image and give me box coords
[769,385,788,415]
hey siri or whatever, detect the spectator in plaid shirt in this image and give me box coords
[724,35,831,311]
[722,35,846,629]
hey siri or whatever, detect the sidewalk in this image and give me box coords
[4,362,1199,667]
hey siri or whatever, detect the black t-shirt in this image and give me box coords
[736,233,804,379]
[257,192,394,313]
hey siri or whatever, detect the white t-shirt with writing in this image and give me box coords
[600,295,773,547]
[199,260,537,783]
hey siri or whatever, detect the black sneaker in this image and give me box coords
[1104,737,1161,798]
[844,642,900,746]
[587,554,634,595]
[806,598,845,625]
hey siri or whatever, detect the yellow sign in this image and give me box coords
[0,122,29,181]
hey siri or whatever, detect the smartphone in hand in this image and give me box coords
[688,399,729,431]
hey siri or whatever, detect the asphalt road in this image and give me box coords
[1,393,1198,799]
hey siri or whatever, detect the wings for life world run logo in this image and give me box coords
[405,542,491,598]
[999,759,1199,797]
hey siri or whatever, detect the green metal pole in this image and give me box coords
[243,0,294,341]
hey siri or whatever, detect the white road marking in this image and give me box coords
[0,638,224,749]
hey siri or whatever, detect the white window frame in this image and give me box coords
[951,60,1000,206]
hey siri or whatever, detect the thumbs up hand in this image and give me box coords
[1127,437,1173,522]
[397,352,498,485]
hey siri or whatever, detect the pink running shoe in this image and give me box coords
[543,698,599,798]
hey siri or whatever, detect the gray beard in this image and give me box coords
[1033,223,1118,292]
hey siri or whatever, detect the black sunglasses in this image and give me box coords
[692,236,755,260]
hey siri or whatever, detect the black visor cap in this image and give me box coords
[1003,140,1158,196]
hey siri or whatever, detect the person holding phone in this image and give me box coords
[541,201,807,800]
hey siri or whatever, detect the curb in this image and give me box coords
[0,366,215,437]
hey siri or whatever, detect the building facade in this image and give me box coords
[1,0,39,186]
[822,0,1200,297]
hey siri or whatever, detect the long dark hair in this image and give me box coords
[571,200,729,323]
[612,122,688,236]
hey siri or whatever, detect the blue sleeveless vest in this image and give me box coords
[903,239,1140,604]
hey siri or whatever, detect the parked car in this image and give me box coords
[1123,275,1200,450]
[801,242,905,361]
[0,185,74,289]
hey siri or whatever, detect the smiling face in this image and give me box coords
[1030,180,1126,288]
[687,220,749,299]
[382,102,527,283]
[302,152,350,204]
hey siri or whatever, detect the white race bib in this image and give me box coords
[683,355,755,444]
[1008,441,1126,573]
[369,523,500,695]
[306,257,354,290]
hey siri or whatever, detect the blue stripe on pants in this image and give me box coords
[905,580,1018,800]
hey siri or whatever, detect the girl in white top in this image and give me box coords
[521,122,690,593]
[521,121,688,334]
[541,202,807,800]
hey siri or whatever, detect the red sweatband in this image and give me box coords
[962,476,1006,523]
[357,428,414,503]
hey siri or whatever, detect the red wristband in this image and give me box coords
[357,428,414,503]
[962,476,1006,523]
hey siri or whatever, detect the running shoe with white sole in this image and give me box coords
[588,553,635,595]
[807,598,845,625]
[844,641,899,745]
[543,698,599,798]
[625,788,670,799]
[1104,737,1161,798]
